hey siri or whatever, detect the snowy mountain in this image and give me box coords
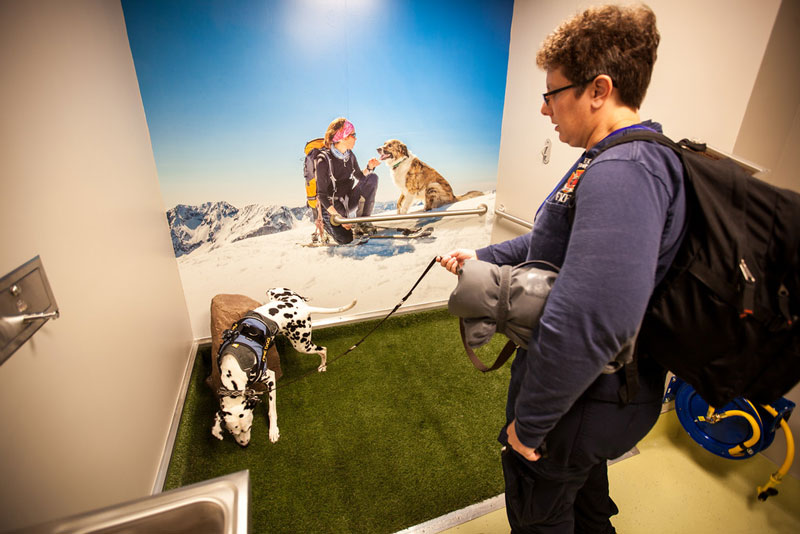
[166,201,309,257]
[167,200,397,257]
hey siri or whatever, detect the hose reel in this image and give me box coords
[664,376,795,501]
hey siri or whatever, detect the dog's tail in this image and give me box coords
[455,191,484,202]
[305,300,357,315]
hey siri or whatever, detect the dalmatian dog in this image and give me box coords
[212,288,356,446]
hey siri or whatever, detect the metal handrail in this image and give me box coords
[495,205,533,229]
[332,203,488,225]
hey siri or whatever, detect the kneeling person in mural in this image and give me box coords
[438,4,686,533]
[314,117,382,245]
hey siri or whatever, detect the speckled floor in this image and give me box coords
[437,409,800,534]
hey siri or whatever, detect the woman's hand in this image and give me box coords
[365,158,381,173]
[437,249,477,274]
[507,419,542,462]
[328,205,351,230]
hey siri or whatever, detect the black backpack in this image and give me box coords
[592,130,800,408]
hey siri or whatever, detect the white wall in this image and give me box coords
[0,1,194,530]
[492,0,798,480]
[492,0,585,242]
[492,0,781,242]
[734,0,800,193]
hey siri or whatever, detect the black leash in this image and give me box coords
[265,256,441,393]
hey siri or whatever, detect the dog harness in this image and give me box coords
[217,312,279,399]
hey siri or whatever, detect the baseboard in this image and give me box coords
[152,339,200,494]
[395,494,506,534]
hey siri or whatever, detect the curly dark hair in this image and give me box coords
[536,4,660,109]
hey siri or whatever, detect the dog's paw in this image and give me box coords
[211,412,224,440]
[317,364,327,372]
[269,427,280,443]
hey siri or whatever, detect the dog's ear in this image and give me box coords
[211,411,224,440]
[387,139,408,157]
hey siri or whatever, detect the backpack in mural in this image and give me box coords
[303,138,327,209]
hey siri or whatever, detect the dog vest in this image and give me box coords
[218,311,279,384]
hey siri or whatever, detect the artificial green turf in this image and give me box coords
[165,308,511,533]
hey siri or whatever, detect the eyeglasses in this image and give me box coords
[542,84,577,105]
[542,77,597,105]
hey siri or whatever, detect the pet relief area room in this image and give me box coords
[1,1,799,533]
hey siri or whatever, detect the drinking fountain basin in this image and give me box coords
[12,470,249,534]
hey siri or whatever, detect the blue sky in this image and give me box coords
[122,0,513,209]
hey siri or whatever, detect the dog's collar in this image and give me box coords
[391,157,408,170]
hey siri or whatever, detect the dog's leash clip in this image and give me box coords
[221,328,236,343]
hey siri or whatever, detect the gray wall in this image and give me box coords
[0,1,194,530]
[733,0,800,475]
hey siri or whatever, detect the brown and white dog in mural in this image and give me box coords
[376,139,483,215]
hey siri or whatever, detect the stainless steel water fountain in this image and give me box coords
[12,470,249,534]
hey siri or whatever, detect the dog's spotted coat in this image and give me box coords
[211,288,356,446]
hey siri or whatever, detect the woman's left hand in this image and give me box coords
[507,419,542,462]
[367,158,381,171]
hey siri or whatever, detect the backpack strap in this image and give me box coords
[567,130,682,404]
[459,318,518,372]
[458,261,559,373]
[591,130,753,313]
[459,264,518,373]
[496,265,512,338]
[315,149,337,187]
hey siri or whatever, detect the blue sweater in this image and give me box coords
[477,121,686,450]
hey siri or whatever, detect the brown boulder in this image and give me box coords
[206,294,282,398]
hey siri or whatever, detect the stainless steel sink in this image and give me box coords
[12,470,249,534]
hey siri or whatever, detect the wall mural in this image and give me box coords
[122,0,513,338]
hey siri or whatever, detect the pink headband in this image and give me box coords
[331,120,355,144]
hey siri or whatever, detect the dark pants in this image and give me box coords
[502,396,661,533]
[321,173,378,244]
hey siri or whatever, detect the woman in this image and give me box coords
[438,5,684,533]
[314,118,381,244]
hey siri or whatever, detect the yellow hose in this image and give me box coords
[696,404,762,456]
[757,404,796,501]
